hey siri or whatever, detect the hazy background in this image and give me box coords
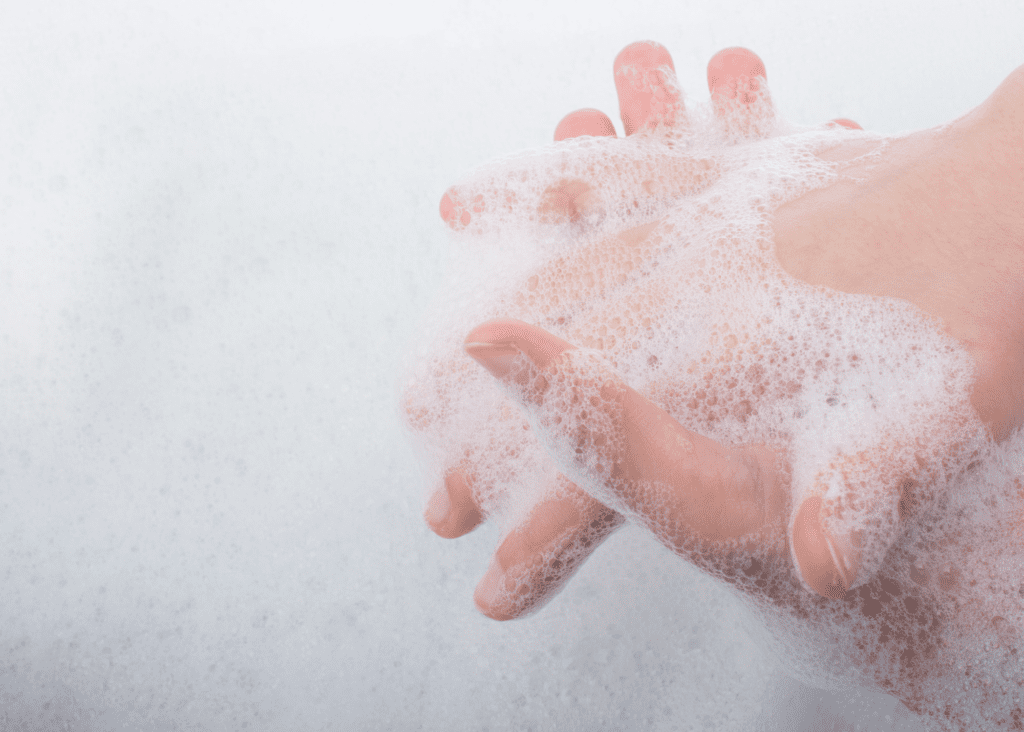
[0,0,1021,730]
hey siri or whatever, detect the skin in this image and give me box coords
[410,40,1024,711]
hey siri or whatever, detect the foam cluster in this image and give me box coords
[401,87,1024,728]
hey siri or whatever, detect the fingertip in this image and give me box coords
[554,108,617,141]
[707,47,767,95]
[439,189,475,229]
[425,470,484,539]
[613,40,683,136]
[706,47,773,142]
[474,558,516,621]
[424,484,451,526]
[614,40,675,75]
[464,318,573,373]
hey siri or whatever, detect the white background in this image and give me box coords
[0,1,1021,729]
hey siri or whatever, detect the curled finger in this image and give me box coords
[425,467,485,539]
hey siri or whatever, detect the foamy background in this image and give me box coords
[0,1,1021,730]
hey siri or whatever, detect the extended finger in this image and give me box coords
[707,47,775,142]
[554,108,617,141]
[474,475,624,620]
[464,318,788,558]
[614,41,686,136]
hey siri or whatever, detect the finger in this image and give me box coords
[554,108,617,141]
[828,118,863,130]
[463,318,787,556]
[614,41,686,136]
[706,47,775,142]
[789,411,977,599]
[474,475,624,620]
[424,467,485,539]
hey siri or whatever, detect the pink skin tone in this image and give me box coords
[420,43,1024,619]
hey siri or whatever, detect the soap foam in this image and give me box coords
[402,85,1024,729]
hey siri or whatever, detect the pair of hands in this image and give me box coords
[405,39,1024,710]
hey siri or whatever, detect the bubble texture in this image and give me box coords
[403,92,1024,728]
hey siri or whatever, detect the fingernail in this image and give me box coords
[464,342,521,379]
[475,557,506,614]
[825,530,858,591]
[830,118,863,131]
[425,486,451,526]
[793,496,853,599]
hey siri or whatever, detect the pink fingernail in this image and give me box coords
[475,558,505,613]
[830,118,863,131]
[464,341,521,379]
[425,486,450,526]
[825,531,858,591]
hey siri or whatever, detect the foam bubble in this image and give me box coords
[402,88,1024,728]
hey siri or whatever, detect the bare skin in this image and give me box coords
[407,41,1024,716]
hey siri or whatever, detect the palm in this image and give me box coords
[404,42,1024,725]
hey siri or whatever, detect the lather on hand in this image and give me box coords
[404,40,1024,716]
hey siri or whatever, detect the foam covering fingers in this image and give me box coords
[439,188,483,229]
[474,480,624,620]
[465,318,777,552]
[706,47,775,142]
[544,111,619,225]
[614,41,685,136]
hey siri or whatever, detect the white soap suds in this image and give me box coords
[403,84,1024,729]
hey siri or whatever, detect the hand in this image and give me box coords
[405,41,1024,720]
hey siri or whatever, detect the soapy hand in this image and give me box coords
[407,42,1024,626]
